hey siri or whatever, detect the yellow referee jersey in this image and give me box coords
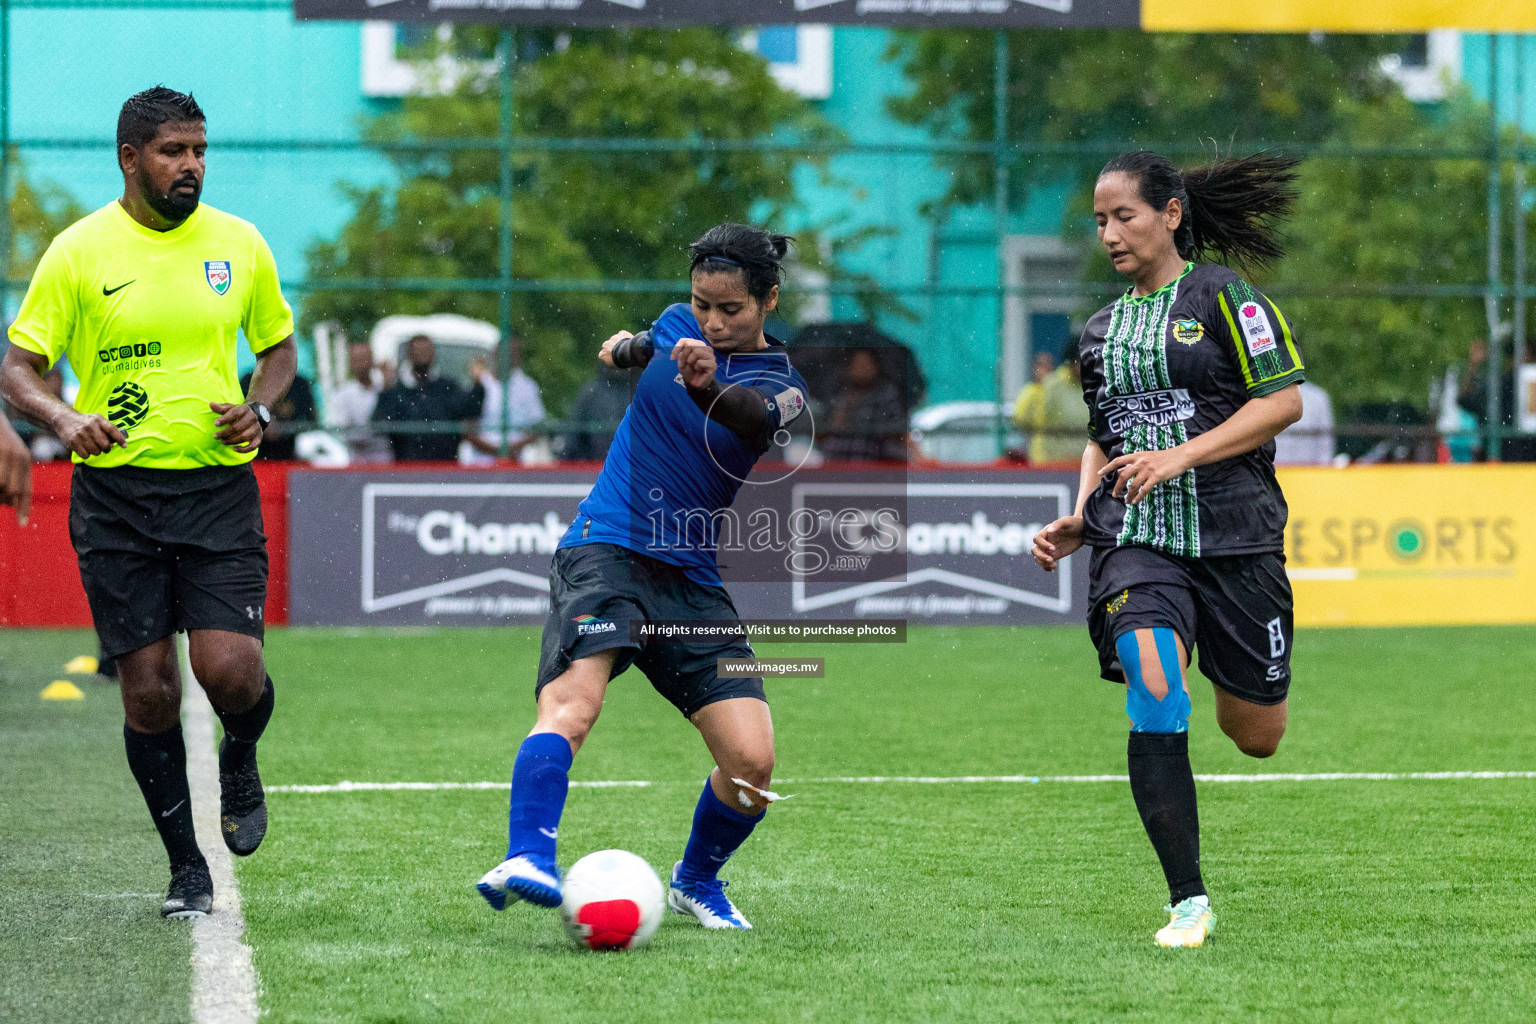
[8,200,294,470]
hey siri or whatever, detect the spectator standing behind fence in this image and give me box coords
[557,364,631,462]
[1011,349,1055,445]
[462,338,545,465]
[372,334,485,462]
[1012,341,1086,465]
[1458,336,1536,462]
[239,369,314,461]
[326,339,392,463]
[1273,379,1335,465]
[820,348,908,462]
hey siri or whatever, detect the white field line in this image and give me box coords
[267,780,650,793]
[179,637,259,1024]
[266,771,1536,794]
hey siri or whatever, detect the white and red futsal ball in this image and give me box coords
[559,850,665,951]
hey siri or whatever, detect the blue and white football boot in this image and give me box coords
[667,861,752,930]
[476,854,562,910]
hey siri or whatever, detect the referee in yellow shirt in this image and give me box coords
[0,87,295,918]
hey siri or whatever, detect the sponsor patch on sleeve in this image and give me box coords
[772,386,806,425]
[1237,301,1277,357]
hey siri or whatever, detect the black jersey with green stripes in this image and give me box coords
[1078,262,1305,558]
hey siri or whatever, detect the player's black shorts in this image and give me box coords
[69,463,268,659]
[535,542,766,718]
[1086,544,1293,706]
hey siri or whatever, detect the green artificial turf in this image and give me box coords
[0,630,192,1024]
[6,625,1535,1022]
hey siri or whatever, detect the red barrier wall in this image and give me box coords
[0,461,292,627]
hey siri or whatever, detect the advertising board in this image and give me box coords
[1280,465,1536,627]
[287,468,1088,627]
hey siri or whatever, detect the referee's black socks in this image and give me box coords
[216,675,274,773]
[123,723,204,870]
[1127,731,1206,905]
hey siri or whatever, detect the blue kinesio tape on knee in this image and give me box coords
[1117,628,1190,734]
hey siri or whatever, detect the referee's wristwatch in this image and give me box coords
[248,402,272,434]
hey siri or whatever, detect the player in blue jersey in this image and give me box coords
[476,224,810,931]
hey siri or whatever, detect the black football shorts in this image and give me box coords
[69,463,268,659]
[1087,544,1294,706]
[535,542,766,718]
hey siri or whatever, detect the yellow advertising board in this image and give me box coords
[1279,465,1536,627]
[1143,0,1536,32]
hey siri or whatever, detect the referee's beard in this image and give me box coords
[140,165,201,222]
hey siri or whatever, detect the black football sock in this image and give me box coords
[1127,731,1206,905]
[123,723,204,869]
[216,675,274,772]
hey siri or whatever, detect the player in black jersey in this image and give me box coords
[1032,150,1305,947]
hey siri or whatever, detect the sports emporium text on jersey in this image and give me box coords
[1100,389,1196,435]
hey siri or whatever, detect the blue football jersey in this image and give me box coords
[559,303,810,586]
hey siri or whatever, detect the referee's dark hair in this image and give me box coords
[1099,150,1300,270]
[689,223,795,301]
[117,86,205,163]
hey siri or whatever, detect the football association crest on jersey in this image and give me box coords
[1171,319,1204,345]
[1237,302,1277,356]
[204,260,231,296]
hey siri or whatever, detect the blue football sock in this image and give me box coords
[505,732,574,862]
[677,778,761,886]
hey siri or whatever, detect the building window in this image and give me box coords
[1000,235,1083,402]
[741,26,833,100]
[360,22,496,98]
[1381,30,1461,103]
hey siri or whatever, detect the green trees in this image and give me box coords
[888,31,1403,209]
[304,29,832,411]
[889,30,1506,412]
[1271,94,1499,408]
[5,154,86,281]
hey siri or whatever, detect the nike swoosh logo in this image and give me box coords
[161,799,186,818]
[103,280,135,296]
[538,827,558,839]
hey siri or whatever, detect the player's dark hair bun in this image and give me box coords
[1099,150,1300,270]
[689,223,795,301]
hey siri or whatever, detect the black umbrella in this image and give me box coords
[787,322,927,414]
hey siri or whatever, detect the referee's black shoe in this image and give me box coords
[162,859,213,919]
[218,738,268,857]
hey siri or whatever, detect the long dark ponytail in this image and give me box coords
[1099,150,1301,270]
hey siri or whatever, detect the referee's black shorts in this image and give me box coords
[1086,544,1294,706]
[535,542,766,718]
[69,463,268,659]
